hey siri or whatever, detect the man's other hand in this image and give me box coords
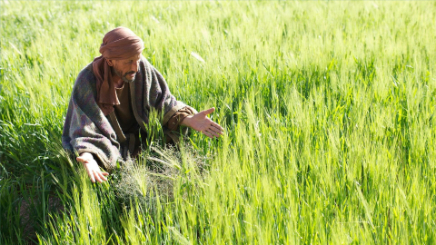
[77,152,109,183]
[182,107,224,139]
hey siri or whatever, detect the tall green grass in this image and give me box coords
[1,1,436,244]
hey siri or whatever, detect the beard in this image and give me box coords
[113,67,136,83]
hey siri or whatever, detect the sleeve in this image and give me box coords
[165,106,197,131]
[62,70,123,171]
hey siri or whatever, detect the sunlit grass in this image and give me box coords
[1,1,436,244]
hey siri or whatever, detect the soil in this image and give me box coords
[19,195,64,245]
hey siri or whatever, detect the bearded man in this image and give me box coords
[62,27,223,183]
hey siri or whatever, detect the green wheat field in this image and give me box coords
[1,1,436,244]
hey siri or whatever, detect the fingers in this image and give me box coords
[211,122,224,132]
[80,159,108,183]
[194,107,226,138]
[207,128,221,138]
[79,157,96,182]
[202,121,225,139]
[90,168,108,183]
[94,171,103,183]
[209,124,224,135]
[90,169,108,183]
[200,107,215,116]
[202,130,214,139]
[97,171,108,182]
[86,167,96,183]
[204,126,224,138]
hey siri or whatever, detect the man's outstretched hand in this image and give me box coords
[182,107,224,138]
[77,152,109,183]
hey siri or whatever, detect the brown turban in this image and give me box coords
[92,27,144,115]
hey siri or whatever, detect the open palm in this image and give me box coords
[182,107,224,138]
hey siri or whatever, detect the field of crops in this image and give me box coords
[1,1,436,244]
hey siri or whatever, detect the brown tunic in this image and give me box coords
[114,82,194,158]
[115,83,136,133]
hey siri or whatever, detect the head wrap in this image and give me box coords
[92,27,144,115]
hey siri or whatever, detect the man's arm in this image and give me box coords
[181,107,224,138]
[62,66,123,182]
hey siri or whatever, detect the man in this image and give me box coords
[62,27,223,183]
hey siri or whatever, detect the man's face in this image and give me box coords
[109,54,141,83]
